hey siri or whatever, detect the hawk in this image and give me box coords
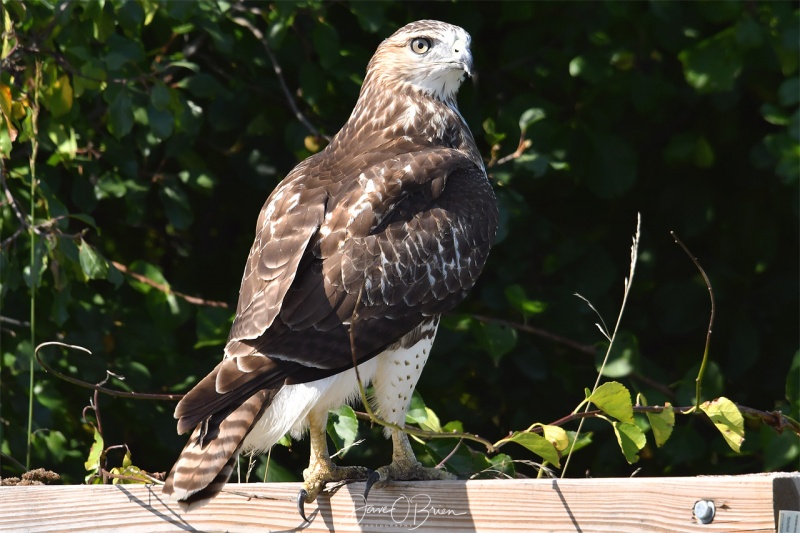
[163,19,498,516]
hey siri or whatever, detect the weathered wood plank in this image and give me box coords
[0,474,795,532]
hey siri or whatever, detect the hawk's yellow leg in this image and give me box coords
[297,410,369,521]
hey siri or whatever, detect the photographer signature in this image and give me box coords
[347,493,467,530]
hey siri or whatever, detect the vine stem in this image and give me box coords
[26,60,42,471]
[670,232,715,409]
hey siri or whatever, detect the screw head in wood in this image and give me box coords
[693,499,716,524]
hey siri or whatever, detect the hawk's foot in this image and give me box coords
[363,429,455,500]
[364,458,454,500]
[297,463,371,522]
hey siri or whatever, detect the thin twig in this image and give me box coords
[230,15,330,142]
[671,232,715,409]
[493,138,532,167]
[435,438,464,469]
[34,342,183,401]
[468,313,596,354]
[0,315,31,328]
[110,261,229,308]
[468,313,675,399]
[0,164,37,235]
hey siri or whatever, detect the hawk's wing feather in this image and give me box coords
[175,153,495,432]
[226,156,328,345]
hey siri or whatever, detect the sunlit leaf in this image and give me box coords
[586,381,635,423]
[534,424,570,452]
[644,402,675,448]
[406,392,442,432]
[84,428,104,474]
[327,405,359,456]
[508,431,561,467]
[43,74,72,117]
[611,420,646,464]
[699,397,745,453]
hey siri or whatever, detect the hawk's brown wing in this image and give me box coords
[174,149,496,431]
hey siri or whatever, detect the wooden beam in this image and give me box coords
[0,474,796,532]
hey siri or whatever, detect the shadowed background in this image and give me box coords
[0,0,797,484]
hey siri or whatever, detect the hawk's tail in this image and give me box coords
[162,388,270,510]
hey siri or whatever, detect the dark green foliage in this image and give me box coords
[0,0,797,484]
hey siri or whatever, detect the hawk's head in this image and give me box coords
[365,20,473,103]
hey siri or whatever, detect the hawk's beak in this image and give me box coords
[452,39,473,78]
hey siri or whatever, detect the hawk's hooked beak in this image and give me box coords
[452,38,473,78]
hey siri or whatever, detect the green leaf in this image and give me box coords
[84,428,104,473]
[518,108,546,133]
[158,180,193,230]
[147,105,173,139]
[699,397,745,453]
[585,381,635,423]
[126,260,168,294]
[150,82,172,110]
[734,14,763,50]
[504,284,547,315]
[327,405,359,456]
[642,399,675,448]
[110,464,150,485]
[693,136,715,168]
[534,423,570,453]
[22,238,49,289]
[472,321,517,365]
[94,173,128,199]
[488,453,516,477]
[312,22,340,70]
[764,430,800,472]
[679,28,742,93]
[195,306,234,348]
[514,152,551,178]
[508,431,561,467]
[482,118,506,146]
[778,77,800,107]
[595,331,639,378]
[405,392,442,432]
[611,420,646,464]
[74,62,106,95]
[42,74,73,117]
[78,239,109,280]
[107,91,134,139]
[565,430,593,454]
[104,34,145,71]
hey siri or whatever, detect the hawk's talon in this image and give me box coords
[297,488,310,523]
[363,470,382,501]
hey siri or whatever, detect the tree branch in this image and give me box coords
[230,15,330,142]
[110,261,229,308]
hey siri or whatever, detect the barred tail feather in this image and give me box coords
[163,389,270,511]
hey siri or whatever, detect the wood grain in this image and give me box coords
[0,474,796,532]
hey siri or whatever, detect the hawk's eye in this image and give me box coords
[410,37,431,55]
